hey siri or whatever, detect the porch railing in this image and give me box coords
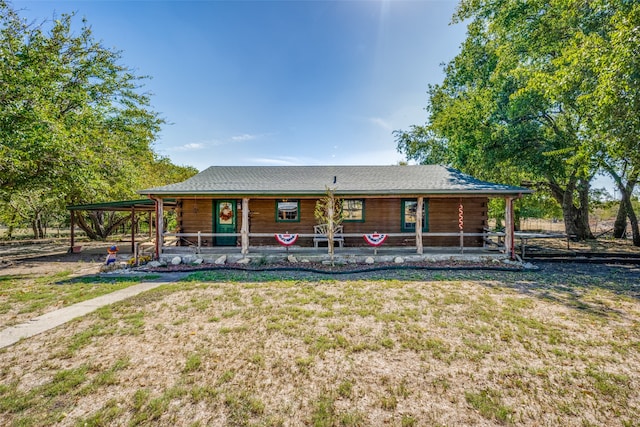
[162,231,506,255]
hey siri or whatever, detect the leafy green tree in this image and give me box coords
[397,0,637,242]
[580,3,640,244]
[0,189,64,239]
[0,1,196,239]
[71,158,197,240]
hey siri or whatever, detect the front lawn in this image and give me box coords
[0,265,638,426]
[0,272,156,328]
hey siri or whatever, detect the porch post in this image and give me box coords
[241,198,250,255]
[154,197,164,260]
[148,212,153,239]
[504,197,515,259]
[458,198,464,253]
[130,207,135,253]
[416,197,423,254]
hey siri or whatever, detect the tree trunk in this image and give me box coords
[327,196,335,262]
[627,201,640,246]
[620,186,640,246]
[605,167,638,241]
[37,216,44,239]
[575,179,594,240]
[549,178,594,241]
[613,202,627,238]
[103,213,130,238]
[88,211,106,238]
[75,213,99,240]
[30,212,45,239]
[75,211,130,240]
[7,213,16,239]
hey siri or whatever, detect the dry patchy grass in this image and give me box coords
[0,266,639,426]
[0,272,154,328]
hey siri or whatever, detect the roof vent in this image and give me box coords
[333,176,337,184]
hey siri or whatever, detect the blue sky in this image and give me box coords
[16,0,467,171]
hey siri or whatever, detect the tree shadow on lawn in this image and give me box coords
[178,261,640,320]
[0,274,32,283]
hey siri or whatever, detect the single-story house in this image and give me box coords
[137,165,532,259]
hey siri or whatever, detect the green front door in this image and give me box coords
[215,200,236,246]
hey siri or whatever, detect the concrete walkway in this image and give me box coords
[0,274,186,349]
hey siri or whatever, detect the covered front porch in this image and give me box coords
[152,196,519,260]
[157,241,510,266]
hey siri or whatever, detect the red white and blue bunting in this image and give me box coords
[274,233,299,246]
[363,233,387,247]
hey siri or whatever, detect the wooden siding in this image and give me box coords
[175,196,488,247]
[427,198,487,247]
[248,199,317,246]
[177,199,214,246]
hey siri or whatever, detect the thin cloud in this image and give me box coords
[369,117,393,131]
[168,142,205,152]
[231,132,276,142]
[247,156,311,166]
[231,133,258,142]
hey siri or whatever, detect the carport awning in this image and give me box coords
[67,199,177,212]
[66,199,177,253]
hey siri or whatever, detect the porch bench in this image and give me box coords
[313,224,344,248]
[483,227,505,248]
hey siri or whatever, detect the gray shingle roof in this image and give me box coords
[138,165,532,196]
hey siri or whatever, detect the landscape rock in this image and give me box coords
[236,257,251,265]
[148,261,162,268]
[365,257,375,264]
[171,256,182,265]
[394,256,405,264]
[99,263,121,273]
[287,255,298,263]
[214,255,227,265]
[192,258,204,265]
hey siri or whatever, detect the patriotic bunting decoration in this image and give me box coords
[363,233,387,247]
[274,233,298,246]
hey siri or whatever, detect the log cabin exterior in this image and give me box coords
[137,165,532,258]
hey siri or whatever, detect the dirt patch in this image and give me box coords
[0,241,127,277]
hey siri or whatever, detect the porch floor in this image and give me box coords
[157,245,509,265]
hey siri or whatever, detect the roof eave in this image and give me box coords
[137,189,533,197]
